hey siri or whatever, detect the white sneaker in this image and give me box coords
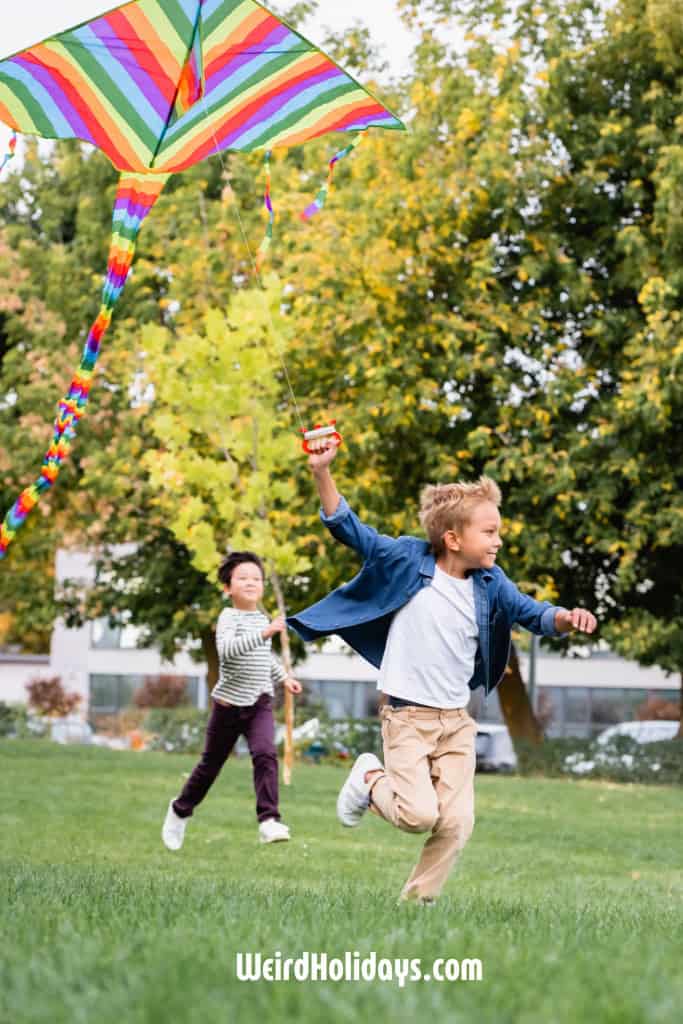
[161,799,188,851]
[259,818,290,844]
[336,752,383,827]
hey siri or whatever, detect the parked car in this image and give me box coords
[475,723,517,773]
[596,720,679,746]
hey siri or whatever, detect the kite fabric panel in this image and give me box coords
[0,0,405,173]
[0,0,404,560]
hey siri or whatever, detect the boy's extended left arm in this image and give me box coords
[501,575,566,637]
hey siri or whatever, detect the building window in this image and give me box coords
[89,674,200,714]
[304,680,380,719]
[90,618,140,650]
[535,686,679,738]
[89,674,144,713]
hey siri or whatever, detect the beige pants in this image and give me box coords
[369,704,476,901]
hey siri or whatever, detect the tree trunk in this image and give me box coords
[269,570,295,785]
[201,626,219,696]
[497,642,543,745]
[678,673,683,739]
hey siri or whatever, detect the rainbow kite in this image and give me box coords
[0,0,404,559]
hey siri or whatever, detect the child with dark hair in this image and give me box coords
[162,552,302,849]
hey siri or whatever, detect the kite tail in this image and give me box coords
[0,130,17,173]
[0,171,168,561]
[255,150,274,272]
[301,133,363,220]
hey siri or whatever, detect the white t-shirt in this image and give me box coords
[377,566,479,708]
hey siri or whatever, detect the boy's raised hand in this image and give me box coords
[307,436,339,474]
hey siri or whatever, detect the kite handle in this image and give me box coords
[301,420,342,454]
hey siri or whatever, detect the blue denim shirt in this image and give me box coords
[287,496,565,695]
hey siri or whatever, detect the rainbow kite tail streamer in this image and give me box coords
[256,150,274,272]
[0,171,169,560]
[301,134,363,220]
[0,130,17,173]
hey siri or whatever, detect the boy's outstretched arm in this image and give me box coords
[307,437,341,517]
[502,575,597,637]
[305,435,392,563]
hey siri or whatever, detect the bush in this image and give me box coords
[26,677,81,717]
[311,717,383,761]
[515,736,683,785]
[89,708,148,738]
[635,695,680,721]
[144,707,208,754]
[133,675,190,709]
[0,702,48,740]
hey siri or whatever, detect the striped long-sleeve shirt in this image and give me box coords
[211,607,287,707]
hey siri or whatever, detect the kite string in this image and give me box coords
[199,99,305,435]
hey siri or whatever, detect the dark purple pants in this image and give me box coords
[173,693,280,824]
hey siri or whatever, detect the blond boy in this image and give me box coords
[288,442,596,903]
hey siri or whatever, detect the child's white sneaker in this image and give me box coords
[259,818,290,844]
[336,752,383,827]
[161,799,188,851]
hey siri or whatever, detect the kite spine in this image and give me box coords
[0,172,168,560]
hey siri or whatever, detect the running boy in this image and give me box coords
[162,552,302,850]
[288,442,596,903]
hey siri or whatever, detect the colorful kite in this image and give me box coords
[0,0,404,559]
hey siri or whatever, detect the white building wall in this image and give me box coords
[0,655,52,705]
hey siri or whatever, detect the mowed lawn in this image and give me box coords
[1,742,681,1024]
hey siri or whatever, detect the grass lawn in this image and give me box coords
[1,741,681,1024]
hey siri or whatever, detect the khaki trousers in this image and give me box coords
[369,704,476,901]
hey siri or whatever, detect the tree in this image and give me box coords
[139,278,317,776]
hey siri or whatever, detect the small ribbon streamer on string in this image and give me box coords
[301,133,363,220]
[0,131,17,174]
[255,149,274,272]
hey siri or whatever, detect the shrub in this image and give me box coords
[144,707,208,753]
[310,717,383,761]
[89,708,148,738]
[515,736,683,785]
[133,675,190,709]
[0,702,48,740]
[635,695,680,721]
[26,676,81,717]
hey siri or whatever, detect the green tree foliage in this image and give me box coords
[1,1,681,731]
[140,278,311,585]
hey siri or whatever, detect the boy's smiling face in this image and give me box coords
[443,500,503,571]
[225,562,265,610]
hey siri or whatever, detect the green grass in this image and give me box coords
[1,741,681,1024]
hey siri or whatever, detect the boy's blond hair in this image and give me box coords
[419,476,502,556]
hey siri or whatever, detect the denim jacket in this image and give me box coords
[287,496,566,695]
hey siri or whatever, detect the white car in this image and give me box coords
[596,720,679,746]
[475,723,517,772]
